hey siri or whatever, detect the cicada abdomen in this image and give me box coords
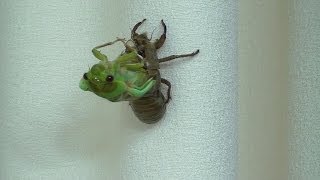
[130,91,166,124]
[129,70,171,123]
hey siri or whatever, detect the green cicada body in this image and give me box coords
[80,19,199,124]
[79,51,155,102]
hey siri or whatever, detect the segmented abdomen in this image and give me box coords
[129,91,166,124]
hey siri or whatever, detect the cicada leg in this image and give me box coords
[94,38,123,49]
[128,78,156,97]
[94,38,135,54]
[158,49,200,63]
[161,78,171,104]
[154,20,167,49]
[131,19,146,39]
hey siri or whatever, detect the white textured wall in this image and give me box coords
[0,0,238,179]
[289,1,320,179]
[0,1,128,179]
[119,0,238,179]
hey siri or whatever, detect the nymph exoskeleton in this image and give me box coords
[79,19,199,124]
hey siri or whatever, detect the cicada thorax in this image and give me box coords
[128,29,168,123]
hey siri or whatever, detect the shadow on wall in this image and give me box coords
[56,93,153,177]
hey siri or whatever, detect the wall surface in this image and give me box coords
[239,0,288,179]
[119,0,238,179]
[288,1,320,179]
[0,1,128,179]
[3,0,319,179]
[0,0,238,179]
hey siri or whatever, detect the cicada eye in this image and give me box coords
[106,75,114,82]
[83,73,88,80]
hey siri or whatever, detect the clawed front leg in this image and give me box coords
[154,20,167,49]
[131,19,146,39]
[158,49,200,63]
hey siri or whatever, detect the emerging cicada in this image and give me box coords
[79,19,199,123]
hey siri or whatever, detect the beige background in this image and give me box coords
[239,0,288,179]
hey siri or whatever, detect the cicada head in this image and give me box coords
[79,61,127,102]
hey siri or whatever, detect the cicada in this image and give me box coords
[79,19,199,124]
